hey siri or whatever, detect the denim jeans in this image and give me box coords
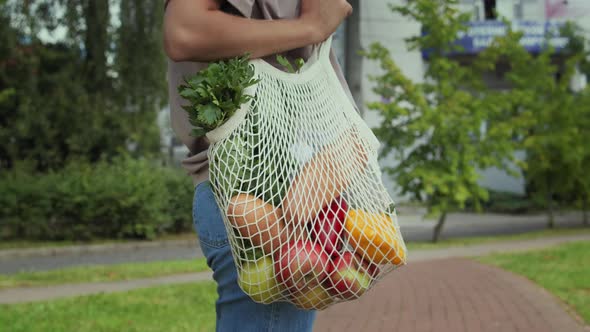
[192,181,317,332]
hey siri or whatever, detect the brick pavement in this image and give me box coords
[314,258,588,332]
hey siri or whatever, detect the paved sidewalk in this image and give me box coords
[314,258,588,332]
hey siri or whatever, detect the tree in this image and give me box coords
[477,23,588,228]
[572,89,590,226]
[364,0,517,242]
[0,0,166,171]
[114,0,167,156]
[560,23,590,226]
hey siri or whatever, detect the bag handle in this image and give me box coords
[307,36,333,65]
[252,36,333,81]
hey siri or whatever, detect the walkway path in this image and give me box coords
[315,258,587,332]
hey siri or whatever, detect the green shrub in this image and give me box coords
[0,157,194,241]
[160,167,195,234]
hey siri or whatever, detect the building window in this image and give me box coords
[484,0,497,19]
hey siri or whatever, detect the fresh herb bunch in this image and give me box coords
[178,54,259,138]
[180,53,303,205]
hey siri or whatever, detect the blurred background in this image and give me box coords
[0,1,589,331]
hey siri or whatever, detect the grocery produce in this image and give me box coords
[227,194,287,254]
[177,54,258,138]
[282,132,368,227]
[326,252,373,299]
[290,282,334,310]
[344,209,405,265]
[274,240,330,291]
[310,197,348,255]
[238,256,283,303]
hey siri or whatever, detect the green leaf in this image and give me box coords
[197,104,223,126]
[179,88,199,100]
[295,58,305,72]
[276,55,296,73]
[188,75,206,88]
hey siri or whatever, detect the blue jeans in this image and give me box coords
[192,181,317,332]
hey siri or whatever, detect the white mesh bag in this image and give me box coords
[205,37,406,310]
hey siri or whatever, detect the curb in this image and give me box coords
[0,239,200,260]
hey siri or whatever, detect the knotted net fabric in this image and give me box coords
[206,37,406,310]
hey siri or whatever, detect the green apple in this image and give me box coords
[291,282,334,310]
[238,256,284,304]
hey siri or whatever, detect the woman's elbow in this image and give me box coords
[164,19,211,62]
[164,0,219,62]
[164,29,193,62]
[164,41,186,62]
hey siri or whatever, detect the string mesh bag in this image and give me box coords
[205,37,407,310]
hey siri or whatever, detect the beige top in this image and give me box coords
[166,0,356,186]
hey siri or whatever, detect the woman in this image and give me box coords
[163,1,354,330]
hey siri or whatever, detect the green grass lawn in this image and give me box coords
[0,282,217,332]
[407,227,590,250]
[0,259,209,290]
[479,241,590,324]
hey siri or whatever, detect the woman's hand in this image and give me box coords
[300,0,353,44]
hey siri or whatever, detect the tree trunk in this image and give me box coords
[547,189,555,229]
[432,211,447,243]
[83,0,110,92]
[583,197,588,226]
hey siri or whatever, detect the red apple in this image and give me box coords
[362,257,380,278]
[353,253,381,279]
[274,240,331,291]
[311,197,348,255]
[326,252,373,300]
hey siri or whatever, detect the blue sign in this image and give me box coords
[422,20,569,58]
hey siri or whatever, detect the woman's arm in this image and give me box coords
[163,0,352,62]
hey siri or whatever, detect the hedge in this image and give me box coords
[0,157,194,241]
